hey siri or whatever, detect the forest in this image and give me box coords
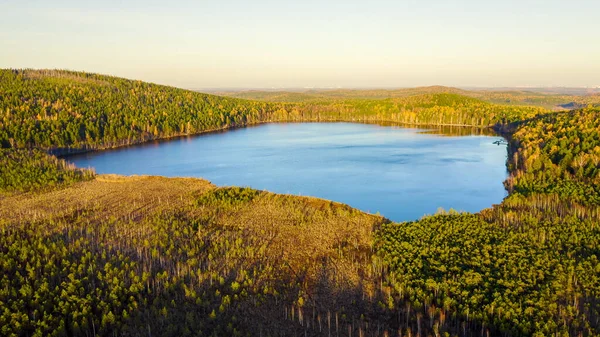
[0,69,548,153]
[1,69,599,337]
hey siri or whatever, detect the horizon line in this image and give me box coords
[4,68,600,93]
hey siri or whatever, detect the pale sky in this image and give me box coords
[1,0,599,89]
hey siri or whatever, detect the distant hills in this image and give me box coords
[214,85,600,110]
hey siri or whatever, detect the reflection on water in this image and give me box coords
[368,122,498,136]
[68,123,508,222]
[417,126,499,137]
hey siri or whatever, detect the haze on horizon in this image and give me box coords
[1,0,599,89]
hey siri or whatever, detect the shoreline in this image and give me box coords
[54,119,499,159]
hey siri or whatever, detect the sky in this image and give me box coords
[1,0,599,89]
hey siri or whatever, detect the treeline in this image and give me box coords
[291,93,546,126]
[1,69,545,155]
[0,69,286,152]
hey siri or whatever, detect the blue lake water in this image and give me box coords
[68,123,508,222]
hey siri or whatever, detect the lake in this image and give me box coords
[68,123,508,222]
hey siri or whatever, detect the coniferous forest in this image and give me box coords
[1,69,600,337]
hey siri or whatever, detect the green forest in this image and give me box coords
[0,69,548,153]
[1,69,600,337]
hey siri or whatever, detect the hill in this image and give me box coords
[0,69,283,153]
